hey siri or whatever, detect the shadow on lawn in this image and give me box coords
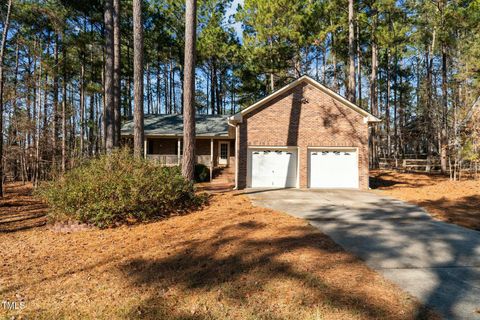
[369,170,449,190]
[417,195,480,231]
[0,183,47,233]
[369,174,403,189]
[119,220,435,320]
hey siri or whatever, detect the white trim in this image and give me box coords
[234,125,239,189]
[306,146,360,150]
[229,75,381,124]
[246,146,299,188]
[144,139,147,159]
[307,146,359,189]
[210,139,214,181]
[177,138,181,165]
[248,145,297,149]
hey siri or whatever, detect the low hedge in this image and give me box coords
[195,164,210,182]
[36,149,206,227]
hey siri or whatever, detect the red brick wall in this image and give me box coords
[237,82,369,189]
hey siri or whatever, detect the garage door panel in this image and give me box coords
[250,149,297,188]
[309,149,359,188]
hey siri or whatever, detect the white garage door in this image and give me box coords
[249,148,297,188]
[309,149,359,188]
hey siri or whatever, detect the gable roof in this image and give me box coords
[121,114,230,137]
[229,75,381,123]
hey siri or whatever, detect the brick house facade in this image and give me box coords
[229,76,380,190]
[121,76,379,189]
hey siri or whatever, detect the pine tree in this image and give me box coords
[182,0,198,181]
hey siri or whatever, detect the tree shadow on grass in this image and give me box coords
[417,195,480,231]
[0,183,47,233]
[119,220,435,320]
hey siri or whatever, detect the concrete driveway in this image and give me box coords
[247,189,480,320]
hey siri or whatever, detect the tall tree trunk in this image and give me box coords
[133,0,144,158]
[62,34,67,172]
[127,39,132,117]
[52,33,59,170]
[356,17,362,107]
[182,0,197,181]
[156,53,161,113]
[393,53,399,160]
[32,39,39,183]
[80,59,85,155]
[104,0,115,153]
[426,29,436,164]
[347,0,356,102]
[385,49,391,156]
[441,43,448,173]
[113,0,121,147]
[163,64,168,114]
[146,62,151,114]
[370,8,379,168]
[322,43,326,83]
[331,33,338,91]
[216,70,222,114]
[12,40,19,179]
[89,91,95,155]
[399,64,405,157]
[172,67,177,113]
[0,0,12,191]
[211,63,216,114]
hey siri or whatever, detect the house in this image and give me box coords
[121,75,381,190]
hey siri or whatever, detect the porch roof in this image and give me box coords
[121,114,231,137]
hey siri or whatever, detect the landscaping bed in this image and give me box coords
[0,184,435,319]
[371,170,480,230]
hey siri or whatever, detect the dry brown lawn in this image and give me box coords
[0,183,436,320]
[371,170,480,230]
[0,183,47,233]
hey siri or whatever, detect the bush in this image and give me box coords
[194,164,210,182]
[36,149,207,228]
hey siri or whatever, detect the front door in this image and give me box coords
[218,141,229,166]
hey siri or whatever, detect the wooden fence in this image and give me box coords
[379,157,479,177]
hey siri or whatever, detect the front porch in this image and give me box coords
[144,137,235,180]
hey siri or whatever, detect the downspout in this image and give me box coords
[228,115,242,190]
[235,125,239,189]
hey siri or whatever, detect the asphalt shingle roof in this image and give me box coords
[121,114,230,137]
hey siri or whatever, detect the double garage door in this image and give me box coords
[248,147,358,189]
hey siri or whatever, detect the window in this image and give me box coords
[147,140,154,154]
[220,143,228,159]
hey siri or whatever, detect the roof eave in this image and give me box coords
[233,75,379,122]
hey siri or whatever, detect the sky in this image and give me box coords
[226,0,244,41]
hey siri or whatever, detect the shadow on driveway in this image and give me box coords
[248,189,480,320]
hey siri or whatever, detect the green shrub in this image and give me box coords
[36,149,207,228]
[194,164,210,182]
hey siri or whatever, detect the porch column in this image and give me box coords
[210,138,214,182]
[143,138,147,159]
[177,138,181,165]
